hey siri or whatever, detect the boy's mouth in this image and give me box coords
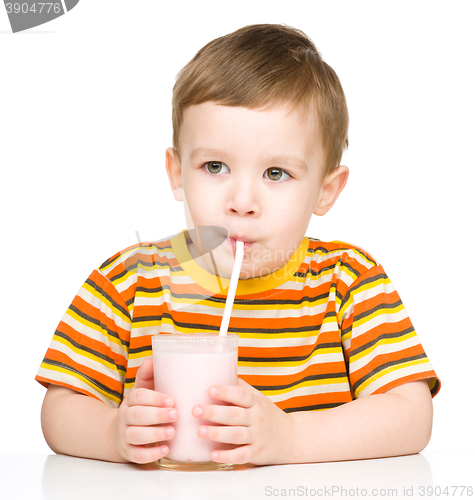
[227,236,254,253]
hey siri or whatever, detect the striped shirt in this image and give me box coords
[36,230,440,411]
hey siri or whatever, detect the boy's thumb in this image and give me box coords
[134,357,155,390]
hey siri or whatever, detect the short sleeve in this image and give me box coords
[35,269,132,407]
[338,264,441,398]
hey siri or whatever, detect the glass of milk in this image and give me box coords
[152,333,239,471]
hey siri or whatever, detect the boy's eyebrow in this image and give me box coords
[189,148,308,172]
[267,155,308,172]
[189,147,228,160]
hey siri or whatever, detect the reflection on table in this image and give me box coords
[1,451,473,500]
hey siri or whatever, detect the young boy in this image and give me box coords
[37,24,440,466]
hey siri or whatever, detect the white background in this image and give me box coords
[0,0,474,456]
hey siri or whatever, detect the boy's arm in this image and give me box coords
[289,380,433,463]
[41,358,177,463]
[193,379,433,465]
[42,385,124,462]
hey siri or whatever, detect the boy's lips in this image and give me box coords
[227,236,254,252]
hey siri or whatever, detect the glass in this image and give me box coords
[152,333,239,471]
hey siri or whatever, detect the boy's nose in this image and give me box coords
[226,182,260,217]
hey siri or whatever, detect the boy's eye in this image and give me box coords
[265,168,290,182]
[204,161,229,174]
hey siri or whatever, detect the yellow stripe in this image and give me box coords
[131,320,161,329]
[83,282,131,325]
[338,276,393,324]
[107,256,168,285]
[52,336,126,377]
[338,266,360,282]
[128,348,153,361]
[353,302,405,329]
[237,330,327,340]
[338,298,353,325]
[353,276,391,296]
[329,242,376,267]
[100,245,143,272]
[39,361,121,405]
[109,268,137,287]
[179,294,333,311]
[355,358,431,397]
[260,376,348,396]
[428,377,438,393]
[350,331,417,363]
[239,347,342,368]
[65,308,126,349]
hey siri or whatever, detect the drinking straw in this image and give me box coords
[219,240,244,336]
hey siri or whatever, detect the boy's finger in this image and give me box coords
[208,384,254,408]
[134,357,155,390]
[126,424,175,446]
[124,405,177,426]
[210,445,252,466]
[192,404,249,426]
[198,424,250,445]
[125,443,170,465]
[126,387,174,409]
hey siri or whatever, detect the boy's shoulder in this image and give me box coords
[306,236,380,276]
[97,233,178,282]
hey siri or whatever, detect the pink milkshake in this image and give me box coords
[152,333,238,471]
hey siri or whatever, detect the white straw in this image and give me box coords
[219,240,244,336]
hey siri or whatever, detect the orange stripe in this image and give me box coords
[57,321,128,368]
[351,344,427,384]
[275,390,353,412]
[349,317,414,352]
[35,376,104,403]
[372,372,439,396]
[43,350,124,396]
[239,361,347,387]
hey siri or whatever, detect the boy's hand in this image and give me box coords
[192,378,296,465]
[112,357,178,464]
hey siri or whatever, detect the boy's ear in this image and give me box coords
[313,165,349,216]
[165,147,183,201]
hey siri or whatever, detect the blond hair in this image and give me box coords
[172,24,349,175]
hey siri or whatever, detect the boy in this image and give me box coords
[37,24,440,466]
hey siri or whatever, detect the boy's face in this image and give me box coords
[166,102,348,279]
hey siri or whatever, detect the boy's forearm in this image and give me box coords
[41,386,125,463]
[287,381,433,464]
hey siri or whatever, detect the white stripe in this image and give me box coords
[238,337,329,348]
[36,367,119,408]
[352,308,409,339]
[62,311,129,358]
[358,360,434,397]
[238,352,345,375]
[268,381,351,403]
[112,272,140,295]
[77,286,131,331]
[48,338,125,380]
[350,334,422,372]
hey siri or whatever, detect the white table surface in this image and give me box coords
[1,451,473,500]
